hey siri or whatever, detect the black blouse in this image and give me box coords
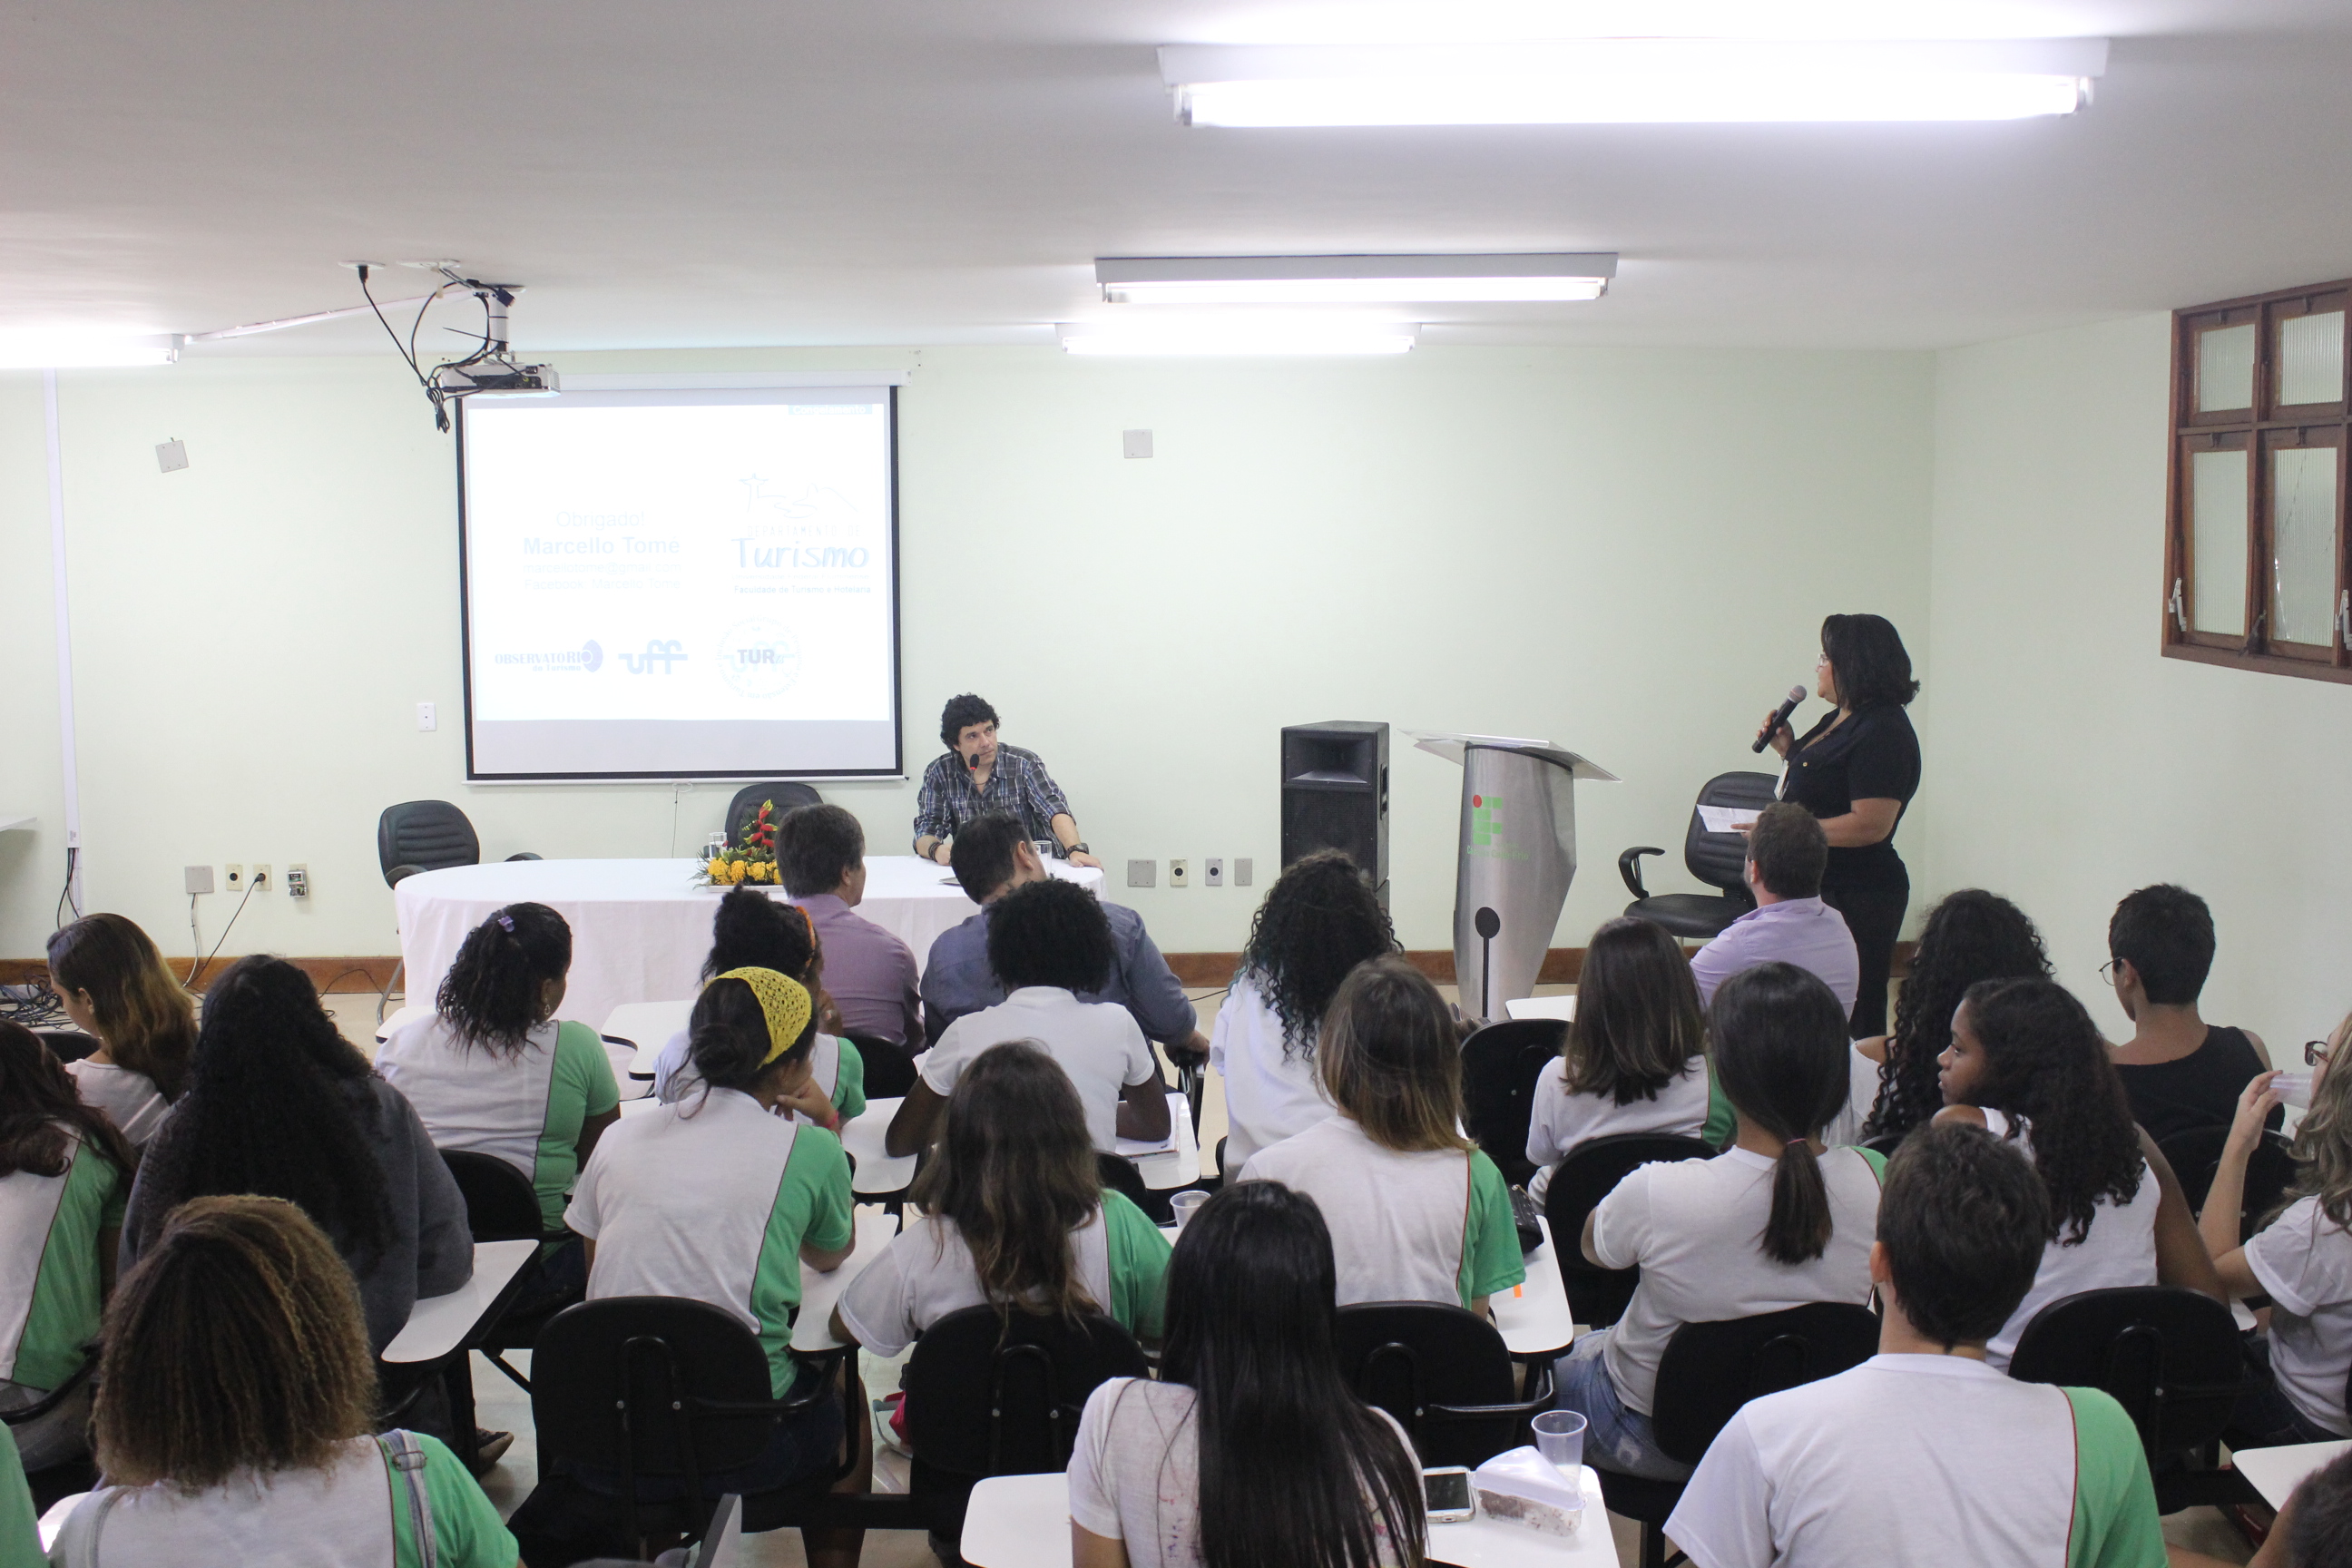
[1781,703,1921,894]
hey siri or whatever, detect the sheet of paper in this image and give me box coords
[1115,1133,1177,1158]
[1696,805,1760,834]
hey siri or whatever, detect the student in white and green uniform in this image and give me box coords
[564,967,867,1567]
[653,887,866,1130]
[1667,1122,2166,1568]
[42,1192,517,1568]
[835,1041,1171,1358]
[0,1024,134,1472]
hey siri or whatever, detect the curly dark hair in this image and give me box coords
[168,956,393,1254]
[435,902,572,1057]
[1958,977,2143,1246]
[987,878,1115,994]
[701,887,818,985]
[940,693,999,750]
[1238,851,1398,1055]
[1821,612,1919,709]
[1862,890,2052,1142]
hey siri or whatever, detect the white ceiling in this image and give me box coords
[10,0,2352,357]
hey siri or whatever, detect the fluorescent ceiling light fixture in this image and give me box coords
[0,332,181,368]
[1160,38,2108,125]
[1057,316,1417,356]
[1096,253,1616,304]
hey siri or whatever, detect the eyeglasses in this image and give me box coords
[2098,960,2120,987]
[2308,1038,2336,1067]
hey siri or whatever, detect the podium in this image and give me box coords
[1411,733,1619,1025]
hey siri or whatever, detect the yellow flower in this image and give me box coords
[729,859,748,884]
[707,858,727,879]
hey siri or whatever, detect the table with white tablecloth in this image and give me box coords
[392,856,1104,1029]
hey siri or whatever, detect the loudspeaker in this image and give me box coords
[1279,721,1388,901]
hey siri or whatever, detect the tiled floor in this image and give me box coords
[329,986,2256,1566]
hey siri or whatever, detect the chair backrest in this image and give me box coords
[1095,1152,1152,1214]
[901,1304,1149,1479]
[34,1031,97,1066]
[442,1150,544,1242]
[2160,1126,2298,1238]
[725,783,823,849]
[1460,1020,1568,1189]
[1649,1303,1880,1463]
[1542,1132,1718,1328]
[1682,771,1780,897]
[1335,1301,1524,1468]
[377,800,482,885]
[847,1034,918,1101]
[2006,1286,2246,1461]
[531,1297,781,1484]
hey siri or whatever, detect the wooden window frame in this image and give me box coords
[2165,279,2352,683]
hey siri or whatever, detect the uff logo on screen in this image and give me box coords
[620,639,688,674]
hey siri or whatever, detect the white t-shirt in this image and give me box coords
[838,1209,1114,1358]
[1820,1042,1886,1150]
[1207,976,1331,1172]
[1067,1377,1417,1568]
[921,987,1159,1152]
[1665,1355,2166,1568]
[63,1062,167,1151]
[1979,1109,2159,1373]
[1524,1056,1710,1203]
[657,1028,846,1120]
[2245,1196,2352,1436]
[1592,1146,1882,1416]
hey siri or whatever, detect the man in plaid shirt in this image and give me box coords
[912,693,1102,869]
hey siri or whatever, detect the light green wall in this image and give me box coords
[1924,311,2352,1046]
[0,345,1934,963]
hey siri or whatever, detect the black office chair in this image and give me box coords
[516,1296,895,1562]
[2007,1286,2250,1514]
[377,799,541,1018]
[441,1151,576,1391]
[1096,1151,1169,1223]
[1542,1133,1716,1330]
[1618,771,1781,939]
[5,1354,98,1511]
[1599,1304,1880,1568]
[2158,1125,2298,1238]
[724,783,823,850]
[902,1304,1148,1545]
[843,1034,917,1102]
[1461,1019,1568,1189]
[1336,1302,1556,1469]
[33,1031,96,1066]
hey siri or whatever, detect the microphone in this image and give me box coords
[965,750,980,769]
[1752,685,1805,753]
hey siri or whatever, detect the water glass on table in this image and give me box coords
[1170,1190,1209,1231]
[1531,1409,1586,1476]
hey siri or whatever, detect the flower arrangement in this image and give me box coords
[701,799,783,887]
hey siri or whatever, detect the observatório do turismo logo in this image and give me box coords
[494,640,603,673]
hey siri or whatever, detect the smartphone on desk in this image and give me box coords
[1422,1466,1475,1523]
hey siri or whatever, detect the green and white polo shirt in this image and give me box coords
[0,1131,123,1394]
[377,1015,622,1235]
[567,1088,855,1396]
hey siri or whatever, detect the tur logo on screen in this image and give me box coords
[719,620,802,699]
[620,639,688,674]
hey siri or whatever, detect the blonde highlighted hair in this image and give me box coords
[44,913,196,1101]
[1318,956,1473,1154]
[2284,1008,2352,1230]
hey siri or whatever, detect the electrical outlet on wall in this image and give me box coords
[1205,858,1224,887]
[1168,858,1190,887]
[224,864,243,892]
[183,866,214,896]
[1125,859,1156,888]
[286,864,309,898]
[251,864,271,891]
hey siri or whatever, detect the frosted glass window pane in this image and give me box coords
[2272,446,2337,645]
[2198,323,2255,412]
[2278,311,2346,407]
[2190,448,2248,635]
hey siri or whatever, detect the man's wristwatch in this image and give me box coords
[1064,841,1090,858]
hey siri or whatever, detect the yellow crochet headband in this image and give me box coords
[709,967,813,1067]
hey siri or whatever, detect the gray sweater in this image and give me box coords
[121,1074,474,1352]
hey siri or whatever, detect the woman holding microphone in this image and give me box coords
[1759,613,1921,1038]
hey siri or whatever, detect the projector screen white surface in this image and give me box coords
[458,387,900,779]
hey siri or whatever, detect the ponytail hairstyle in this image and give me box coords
[1317,956,1471,1154]
[1161,1180,1426,1568]
[1563,917,1707,1106]
[1864,890,2050,1142]
[435,902,572,1057]
[700,887,819,985]
[1956,977,2144,1246]
[0,1022,136,1180]
[44,913,196,1101]
[908,1042,1102,1321]
[681,971,816,1108]
[1709,963,1854,1266]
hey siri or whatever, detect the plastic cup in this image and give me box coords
[2277,1073,2315,1109]
[1531,1409,1587,1475]
[1170,1191,1210,1231]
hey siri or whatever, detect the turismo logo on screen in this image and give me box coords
[620,639,688,674]
[491,640,603,674]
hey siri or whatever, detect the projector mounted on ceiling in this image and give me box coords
[381,264,557,429]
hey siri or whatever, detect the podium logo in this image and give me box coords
[494,640,604,673]
[620,639,688,674]
[1467,793,1526,861]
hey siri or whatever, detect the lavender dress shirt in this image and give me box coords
[790,892,922,1047]
[1689,897,1861,1017]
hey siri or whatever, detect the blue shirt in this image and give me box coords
[921,898,1197,1048]
[1689,897,1861,1016]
